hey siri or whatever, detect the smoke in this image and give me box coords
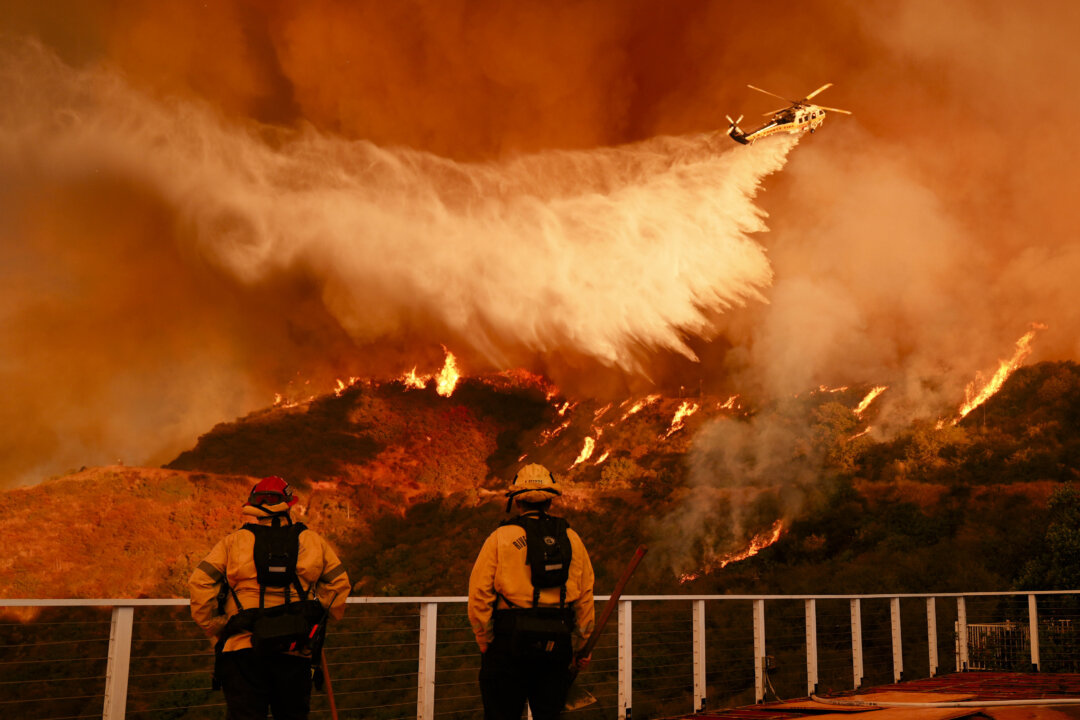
[0,39,792,485]
[4,0,1080,531]
[645,0,1080,576]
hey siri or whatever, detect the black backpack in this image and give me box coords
[496,513,575,656]
[216,522,326,657]
[502,513,574,606]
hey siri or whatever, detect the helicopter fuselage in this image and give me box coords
[728,105,829,145]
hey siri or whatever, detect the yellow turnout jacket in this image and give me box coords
[468,511,595,653]
[189,508,350,653]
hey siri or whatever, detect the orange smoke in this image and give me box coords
[4,1,1080,490]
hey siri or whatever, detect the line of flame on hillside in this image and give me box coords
[855,385,888,417]
[679,520,785,583]
[939,323,1047,427]
[663,400,700,439]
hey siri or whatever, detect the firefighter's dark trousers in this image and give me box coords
[479,634,573,720]
[218,649,313,720]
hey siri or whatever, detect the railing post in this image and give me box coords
[692,600,706,712]
[805,599,818,696]
[1029,594,1041,672]
[103,606,134,720]
[417,602,437,720]
[956,597,969,671]
[890,597,903,683]
[619,600,633,719]
[927,597,938,677]
[753,599,765,703]
[850,598,863,690]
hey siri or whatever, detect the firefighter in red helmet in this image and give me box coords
[189,476,351,720]
[468,464,595,719]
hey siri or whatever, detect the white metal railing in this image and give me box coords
[3,591,1080,719]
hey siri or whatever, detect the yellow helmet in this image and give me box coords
[506,463,562,511]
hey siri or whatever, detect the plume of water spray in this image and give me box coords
[1,42,796,367]
[0,40,798,483]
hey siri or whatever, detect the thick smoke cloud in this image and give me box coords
[0,35,787,485]
[2,0,1080,498]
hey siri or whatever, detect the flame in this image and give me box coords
[817,385,849,394]
[848,426,873,441]
[953,323,1047,423]
[397,348,461,396]
[593,403,613,421]
[401,367,427,390]
[435,351,460,397]
[334,377,361,397]
[854,385,888,417]
[557,401,575,417]
[539,418,572,445]
[663,400,700,438]
[594,449,610,465]
[719,394,741,410]
[679,520,784,583]
[570,436,596,468]
[621,394,661,420]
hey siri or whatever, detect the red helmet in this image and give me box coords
[245,476,298,509]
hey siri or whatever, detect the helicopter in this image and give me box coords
[726,83,851,145]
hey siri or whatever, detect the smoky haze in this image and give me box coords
[2,0,1080,498]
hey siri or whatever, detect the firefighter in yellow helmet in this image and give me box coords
[189,476,351,720]
[468,464,595,719]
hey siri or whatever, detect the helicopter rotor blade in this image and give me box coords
[762,106,789,117]
[817,105,852,115]
[803,83,833,101]
[747,84,794,103]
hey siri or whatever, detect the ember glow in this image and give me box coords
[954,324,1047,423]
[679,520,785,583]
[539,419,572,446]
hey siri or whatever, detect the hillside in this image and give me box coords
[3,362,1080,599]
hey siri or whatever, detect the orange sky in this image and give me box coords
[2,0,1079,485]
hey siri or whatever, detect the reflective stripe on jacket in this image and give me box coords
[189,514,351,653]
[468,512,595,653]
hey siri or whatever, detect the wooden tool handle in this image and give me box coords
[580,545,647,659]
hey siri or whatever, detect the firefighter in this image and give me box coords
[468,464,595,719]
[189,476,351,720]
